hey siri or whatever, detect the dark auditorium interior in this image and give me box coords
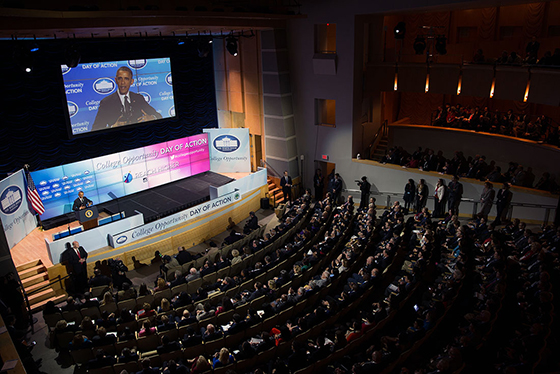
[1,0,560,373]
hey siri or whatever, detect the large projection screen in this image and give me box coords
[62,58,175,136]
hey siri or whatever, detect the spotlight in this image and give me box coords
[394,22,406,40]
[197,38,211,58]
[64,46,81,68]
[226,35,238,56]
[29,43,39,52]
[13,44,33,73]
[435,36,447,55]
[177,39,185,46]
[413,36,426,55]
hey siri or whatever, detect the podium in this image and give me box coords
[76,205,99,231]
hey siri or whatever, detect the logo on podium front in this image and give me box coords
[85,209,94,219]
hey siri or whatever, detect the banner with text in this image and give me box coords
[0,170,38,249]
[108,191,241,248]
[203,128,251,173]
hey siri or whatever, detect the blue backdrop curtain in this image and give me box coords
[0,37,217,176]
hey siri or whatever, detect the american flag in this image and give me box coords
[25,169,45,215]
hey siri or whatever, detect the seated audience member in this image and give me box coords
[212,347,235,368]
[138,283,153,297]
[138,320,156,337]
[243,211,259,234]
[87,348,116,369]
[117,282,137,302]
[157,334,181,354]
[136,357,160,374]
[89,268,112,287]
[176,246,194,265]
[62,296,81,312]
[100,291,115,307]
[188,355,211,374]
[118,347,139,363]
[202,323,222,342]
[182,326,203,347]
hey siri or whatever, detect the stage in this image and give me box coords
[10,171,250,268]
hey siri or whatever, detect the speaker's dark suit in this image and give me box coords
[72,196,93,211]
[91,91,162,131]
[67,245,89,292]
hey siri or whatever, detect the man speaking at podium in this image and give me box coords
[91,66,162,131]
[73,191,93,211]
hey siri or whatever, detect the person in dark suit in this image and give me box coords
[358,176,371,210]
[313,169,324,201]
[332,173,343,203]
[68,241,88,293]
[243,211,259,234]
[72,191,93,211]
[494,182,513,225]
[280,170,293,201]
[91,66,162,131]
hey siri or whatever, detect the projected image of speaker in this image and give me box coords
[61,58,176,136]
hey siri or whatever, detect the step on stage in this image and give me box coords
[41,171,234,230]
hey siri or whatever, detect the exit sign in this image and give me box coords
[322,155,329,160]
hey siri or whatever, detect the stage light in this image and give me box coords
[13,44,33,73]
[64,46,81,68]
[435,36,447,55]
[394,22,406,40]
[226,35,238,56]
[177,39,185,45]
[197,39,211,58]
[413,36,426,55]
[29,43,39,52]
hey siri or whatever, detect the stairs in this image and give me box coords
[267,177,285,207]
[16,259,67,313]
[371,134,389,161]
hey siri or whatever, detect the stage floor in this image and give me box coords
[10,172,250,268]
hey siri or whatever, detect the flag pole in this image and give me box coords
[24,164,43,230]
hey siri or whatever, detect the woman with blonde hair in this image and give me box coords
[154,277,169,292]
[231,249,242,265]
[158,298,171,313]
[212,347,234,368]
[101,291,114,306]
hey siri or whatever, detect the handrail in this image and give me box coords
[362,119,388,159]
[20,273,71,333]
[344,188,556,224]
[260,159,281,178]
[15,276,33,333]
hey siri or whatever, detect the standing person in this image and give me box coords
[332,173,343,204]
[280,171,293,202]
[448,176,464,215]
[494,183,513,225]
[358,176,371,210]
[479,181,495,219]
[403,179,415,213]
[68,241,89,294]
[415,179,428,214]
[72,190,93,211]
[313,169,324,201]
[434,179,446,218]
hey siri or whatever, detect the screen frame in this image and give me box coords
[61,56,178,139]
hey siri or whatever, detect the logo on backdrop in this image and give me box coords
[128,59,147,69]
[116,235,127,245]
[166,73,172,86]
[61,65,71,75]
[93,78,116,95]
[169,106,175,117]
[213,135,240,153]
[67,101,79,117]
[0,185,23,215]
[123,173,133,184]
[139,92,151,104]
